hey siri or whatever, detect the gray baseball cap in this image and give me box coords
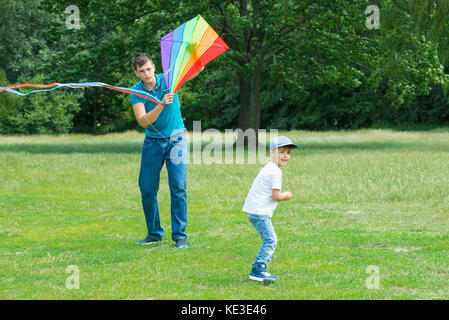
[270,136,298,150]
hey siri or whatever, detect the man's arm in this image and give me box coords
[132,94,173,128]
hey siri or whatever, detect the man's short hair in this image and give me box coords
[132,53,153,70]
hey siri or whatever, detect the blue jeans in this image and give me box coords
[139,133,188,241]
[246,213,278,265]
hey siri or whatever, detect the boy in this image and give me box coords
[243,136,297,282]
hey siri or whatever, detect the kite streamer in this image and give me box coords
[161,15,229,93]
[0,82,165,105]
[1,16,228,104]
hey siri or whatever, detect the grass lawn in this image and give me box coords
[1,129,449,299]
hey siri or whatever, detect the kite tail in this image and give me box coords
[0,82,166,106]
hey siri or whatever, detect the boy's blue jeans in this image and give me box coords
[139,133,188,241]
[246,213,278,265]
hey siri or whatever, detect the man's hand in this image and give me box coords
[162,93,174,105]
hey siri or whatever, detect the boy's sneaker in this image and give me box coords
[249,263,278,283]
[136,236,161,245]
[175,239,188,248]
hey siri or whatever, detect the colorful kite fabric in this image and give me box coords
[161,15,229,94]
[0,82,165,105]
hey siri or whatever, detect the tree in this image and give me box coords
[213,0,306,142]
[0,0,53,83]
[0,0,81,134]
[204,0,448,135]
[36,0,449,134]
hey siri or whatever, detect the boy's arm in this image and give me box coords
[132,94,173,128]
[272,189,293,202]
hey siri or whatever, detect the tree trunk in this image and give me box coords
[236,71,261,147]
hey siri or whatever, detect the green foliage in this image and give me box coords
[180,63,239,130]
[1,0,448,134]
[0,69,23,118]
[0,75,80,134]
[369,1,448,106]
[0,0,53,83]
[263,0,449,130]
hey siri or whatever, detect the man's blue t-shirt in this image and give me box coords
[130,74,185,138]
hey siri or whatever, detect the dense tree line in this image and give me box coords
[0,0,448,134]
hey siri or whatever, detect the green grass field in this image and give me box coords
[1,129,449,299]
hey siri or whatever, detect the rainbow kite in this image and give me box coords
[161,15,229,93]
[0,15,228,104]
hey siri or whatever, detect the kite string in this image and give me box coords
[0,82,165,105]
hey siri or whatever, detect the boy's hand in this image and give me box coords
[162,93,174,105]
[272,190,293,201]
[282,192,293,201]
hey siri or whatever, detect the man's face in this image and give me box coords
[270,147,292,168]
[134,60,156,84]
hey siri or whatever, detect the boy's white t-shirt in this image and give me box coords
[243,161,282,217]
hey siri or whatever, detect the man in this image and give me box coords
[130,53,202,248]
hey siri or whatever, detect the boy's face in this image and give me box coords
[134,60,156,84]
[270,147,292,168]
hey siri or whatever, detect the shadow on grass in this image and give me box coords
[0,142,142,154]
[0,140,447,154]
[297,141,449,153]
